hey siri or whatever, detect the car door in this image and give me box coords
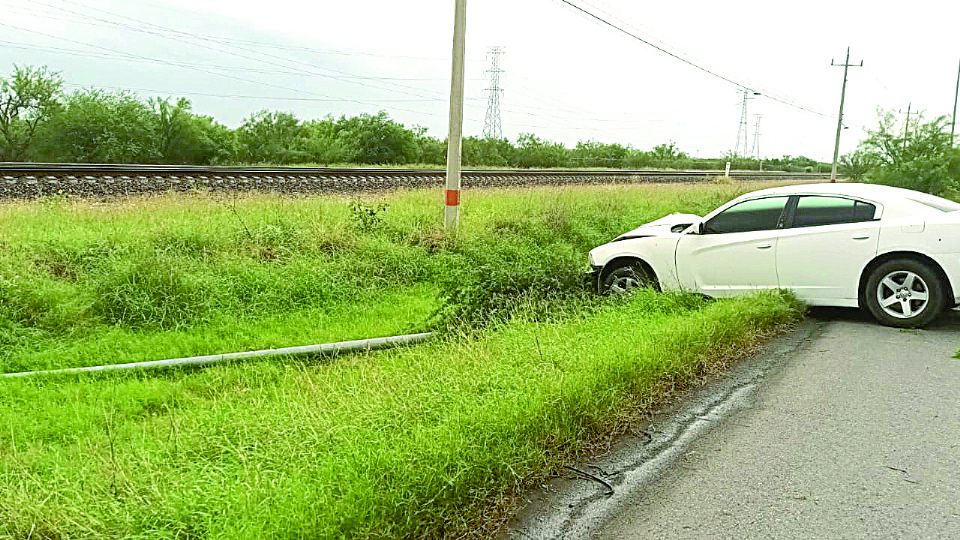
[776,195,880,305]
[675,196,790,297]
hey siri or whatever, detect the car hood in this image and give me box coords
[612,213,701,241]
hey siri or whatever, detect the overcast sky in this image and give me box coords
[2,0,959,161]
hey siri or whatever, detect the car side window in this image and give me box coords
[703,196,789,234]
[792,196,877,228]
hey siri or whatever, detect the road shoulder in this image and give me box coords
[501,311,960,539]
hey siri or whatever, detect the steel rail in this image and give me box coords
[0,163,832,199]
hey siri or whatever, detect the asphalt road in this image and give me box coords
[504,308,960,539]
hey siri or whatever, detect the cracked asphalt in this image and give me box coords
[503,308,960,540]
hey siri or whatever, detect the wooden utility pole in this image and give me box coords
[900,103,913,149]
[951,58,959,147]
[830,47,863,182]
[444,0,467,236]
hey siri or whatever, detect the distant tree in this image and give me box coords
[149,97,234,164]
[463,136,512,167]
[334,111,421,164]
[513,133,568,168]
[0,65,63,161]
[861,109,960,194]
[839,148,876,181]
[622,141,690,169]
[413,126,445,166]
[650,141,687,161]
[763,154,823,173]
[35,89,158,163]
[151,97,190,161]
[237,110,307,164]
[300,116,344,164]
[571,140,627,168]
[190,115,237,164]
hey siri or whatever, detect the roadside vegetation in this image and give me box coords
[1,182,803,538]
[1,65,827,172]
[841,109,960,196]
[1,291,801,539]
[0,181,787,373]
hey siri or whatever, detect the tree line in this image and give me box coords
[2,65,826,171]
[841,110,960,195]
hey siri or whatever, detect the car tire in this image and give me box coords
[601,263,656,295]
[864,258,944,328]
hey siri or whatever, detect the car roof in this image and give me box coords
[729,182,960,218]
[736,182,917,200]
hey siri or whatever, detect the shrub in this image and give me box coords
[32,241,122,281]
[348,199,388,232]
[91,258,214,329]
[430,233,588,331]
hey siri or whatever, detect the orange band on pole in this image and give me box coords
[445,189,460,206]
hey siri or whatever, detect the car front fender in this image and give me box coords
[590,237,682,291]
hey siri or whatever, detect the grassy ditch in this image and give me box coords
[0,290,802,538]
[0,181,803,537]
[0,182,771,372]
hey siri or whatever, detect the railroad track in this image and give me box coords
[0,163,832,199]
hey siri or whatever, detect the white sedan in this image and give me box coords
[588,183,960,328]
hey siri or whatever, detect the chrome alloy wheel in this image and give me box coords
[876,270,930,319]
[601,264,655,295]
[608,274,642,294]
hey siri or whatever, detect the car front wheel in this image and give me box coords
[864,258,944,328]
[600,263,656,295]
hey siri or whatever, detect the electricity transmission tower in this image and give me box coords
[733,89,759,158]
[482,46,504,139]
[751,114,762,160]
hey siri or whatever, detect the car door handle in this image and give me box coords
[851,234,871,240]
[756,243,773,250]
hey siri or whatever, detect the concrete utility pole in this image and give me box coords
[445,0,467,236]
[830,47,863,182]
[951,58,959,147]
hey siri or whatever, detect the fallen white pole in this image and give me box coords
[0,332,434,378]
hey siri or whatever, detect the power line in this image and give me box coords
[24,0,451,100]
[6,32,690,134]
[507,76,677,119]
[552,0,832,118]
[6,1,467,61]
[0,22,449,117]
[9,0,779,140]
[60,82,458,105]
[0,39,479,82]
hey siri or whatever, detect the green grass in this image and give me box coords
[0,284,438,374]
[0,182,770,372]
[0,181,803,538]
[0,290,801,539]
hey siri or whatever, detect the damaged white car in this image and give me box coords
[588,183,960,328]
